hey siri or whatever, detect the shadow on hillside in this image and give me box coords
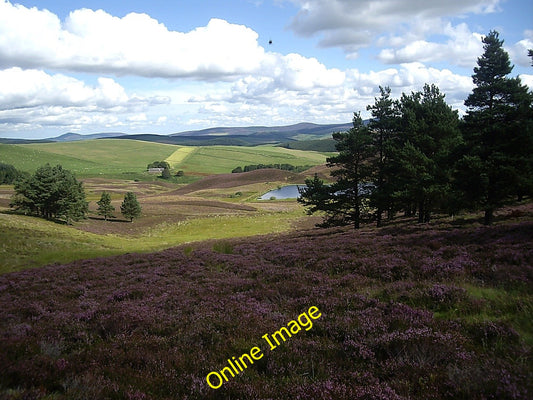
[1,209,77,225]
[1,209,135,224]
[88,216,132,223]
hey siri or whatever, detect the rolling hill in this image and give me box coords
[0,139,330,178]
[0,122,353,146]
[102,122,354,146]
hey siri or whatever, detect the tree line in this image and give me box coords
[299,31,533,228]
[232,163,312,173]
[10,164,141,223]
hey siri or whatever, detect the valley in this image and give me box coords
[0,139,329,273]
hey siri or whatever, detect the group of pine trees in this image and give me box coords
[0,163,27,184]
[299,31,533,228]
[96,191,142,222]
[10,164,142,223]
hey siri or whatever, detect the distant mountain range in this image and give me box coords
[0,122,354,146]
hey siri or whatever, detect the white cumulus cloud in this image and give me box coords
[288,0,501,60]
[510,30,533,67]
[378,23,484,67]
[187,62,474,128]
[0,0,265,78]
[0,68,169,131]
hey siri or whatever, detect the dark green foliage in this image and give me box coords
[367,86,400,226]
[175,170,184,177]
[300,32,531,228]
[299,113,373,229]
[298,173,333,218]
[10,164,88,223]
[459,31,533,224]
[161,167,171,179]
[394,84,462,223]
[120,192,141,222]
[96,191,115,221]
[232,163,311,173]
[147,161,170,170]
[0,163,26,184]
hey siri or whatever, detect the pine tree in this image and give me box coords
[11,164,88,223]
[299,113,373,229]
[96,191,115,221]
[120,192,142,222]
[298,173,334,221]
[395,84,461,223]
[459,31,533,224]
[367,86,400,226]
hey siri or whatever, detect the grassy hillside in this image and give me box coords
[0,140,177,178]
[176,145,329,174]
[0,218,531,399]
[0,210,301,274]
[0,140,328,178]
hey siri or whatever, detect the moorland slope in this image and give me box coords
[0,208,531,399]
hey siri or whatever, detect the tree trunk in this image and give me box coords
[484,208,494,225]
[418,201,424,224]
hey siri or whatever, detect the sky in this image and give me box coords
[0,0,532,139]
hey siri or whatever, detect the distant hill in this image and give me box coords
[117,122,354,146]
[0,138,54,144]
[52,132,127,142]
[0,132,127,144]
[0,122,354,146]
[171,122,352,137]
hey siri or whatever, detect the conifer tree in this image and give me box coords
[367,86,400,226]
[299,113,373,229]
[458,31,533,224]
[96,191,115,221]
[11,164,88,223]
[298,173,334,221]
[395,84,461,223]
[121,192,142,222]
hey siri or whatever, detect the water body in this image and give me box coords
[258,183,375,200]
[258,185,303,200]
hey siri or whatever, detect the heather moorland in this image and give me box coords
[0,206,531,399]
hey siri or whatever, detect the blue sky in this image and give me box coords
[0,0,532,139]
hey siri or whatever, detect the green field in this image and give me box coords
[176,145,329,174]
[0,140,329,178]
[0,140,177,178]
[0,210,302,274]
